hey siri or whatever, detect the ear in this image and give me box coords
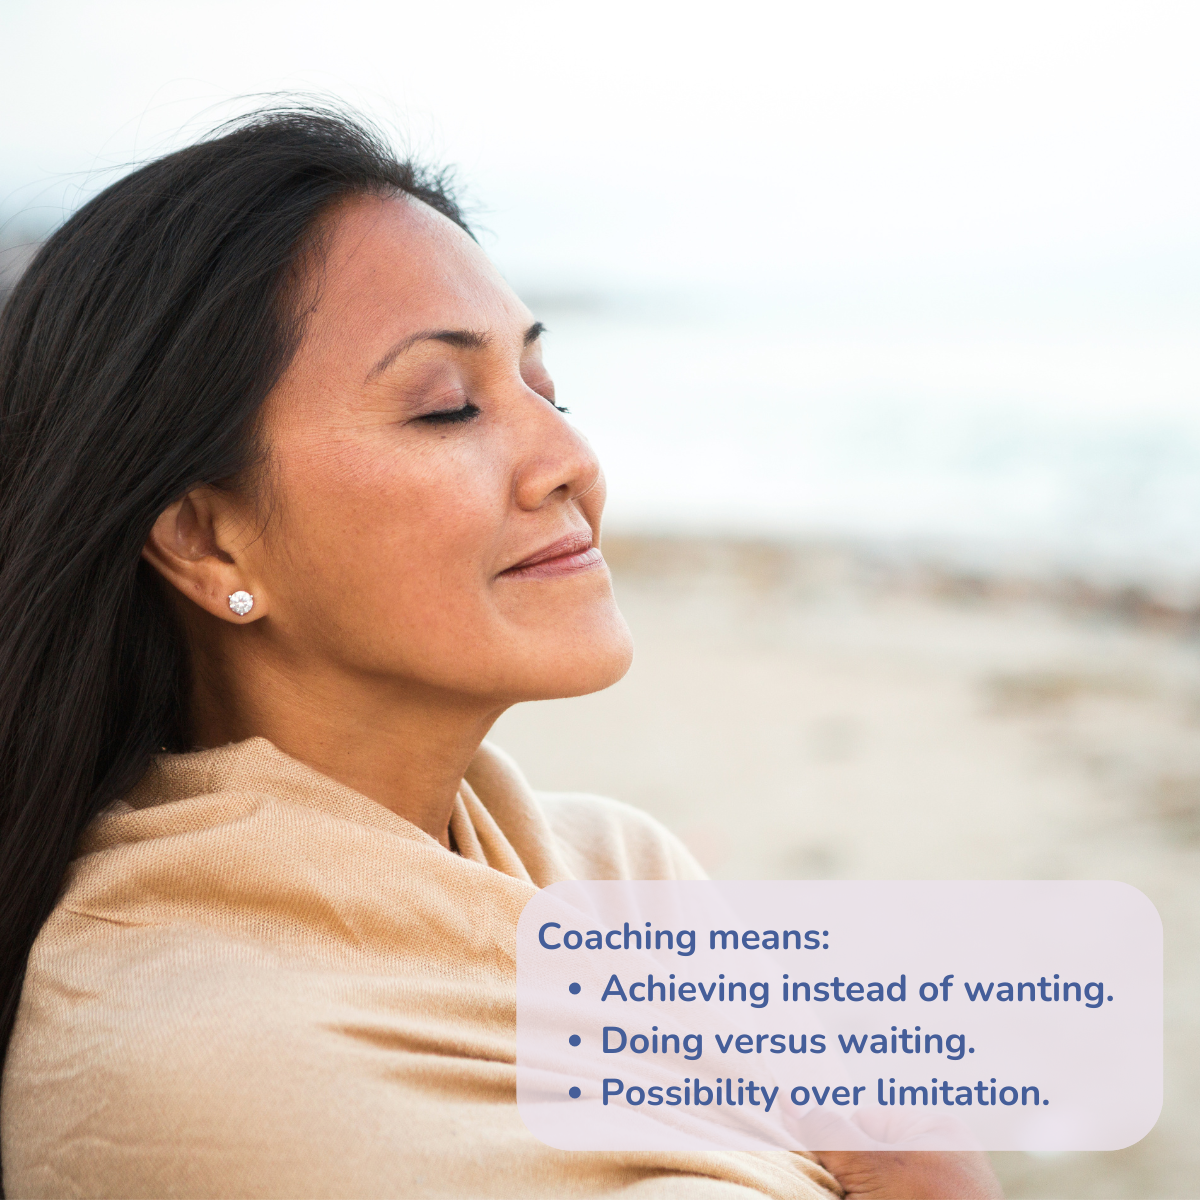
[142,487,267,623]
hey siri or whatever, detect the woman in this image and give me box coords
[0,107,1000,1199]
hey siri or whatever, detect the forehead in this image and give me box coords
[305,192,523,341]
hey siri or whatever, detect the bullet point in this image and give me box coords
[568,982,581,994]
[569,1034,581,1047]
[569,1086,581,1099]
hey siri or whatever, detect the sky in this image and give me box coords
[4,2,1198,293]
[3,2,1200,576]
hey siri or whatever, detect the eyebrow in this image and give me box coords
[367,321,545,380]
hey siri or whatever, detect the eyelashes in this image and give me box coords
[419,401,481,425]
[418,396,569,424]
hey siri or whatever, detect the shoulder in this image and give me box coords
[468,740,707,884]
[537,791,708,881]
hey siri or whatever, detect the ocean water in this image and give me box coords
[534,290,1200,593]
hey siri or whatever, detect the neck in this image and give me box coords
[185,633,504,849]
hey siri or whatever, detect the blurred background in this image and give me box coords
[2,2,1197,1194]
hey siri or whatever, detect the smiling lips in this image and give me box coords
[501,530,604,580]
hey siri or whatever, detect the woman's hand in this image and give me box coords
[814,1151,1004,1199]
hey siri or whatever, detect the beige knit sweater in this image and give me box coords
[1,737,840,1199]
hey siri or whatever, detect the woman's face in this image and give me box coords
[234,193,632,707]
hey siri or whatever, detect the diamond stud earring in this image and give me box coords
[228,591,254,616]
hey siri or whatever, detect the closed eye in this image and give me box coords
[419,402,481,425]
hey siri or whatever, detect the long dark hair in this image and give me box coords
[0,106,468,1165]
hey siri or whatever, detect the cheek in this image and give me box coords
[269,434,508,647]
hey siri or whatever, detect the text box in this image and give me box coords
[516,881,1161,1151]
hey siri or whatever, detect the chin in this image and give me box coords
[515,610,634,701]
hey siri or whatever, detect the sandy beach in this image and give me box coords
[493,535,1199,1199]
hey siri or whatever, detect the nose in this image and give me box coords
[511,395,604,514]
